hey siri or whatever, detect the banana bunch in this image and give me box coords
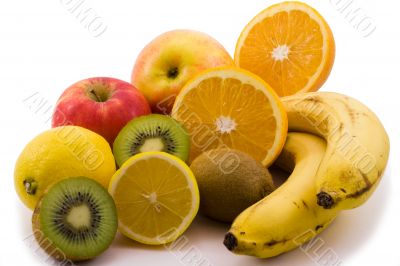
[224,92,389,258]
[283,92,389,210]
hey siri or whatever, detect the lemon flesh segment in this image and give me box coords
[109,152,200,245]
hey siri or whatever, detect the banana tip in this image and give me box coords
[223,233,237,251]
[317,192,334,209]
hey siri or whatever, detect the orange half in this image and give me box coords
[235,1,335,96]
[171,67,287,166]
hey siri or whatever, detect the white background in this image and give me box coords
[1,0,399,265]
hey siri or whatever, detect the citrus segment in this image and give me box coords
[171,67,287,166]
[235,1,335,96]
[108,152,199,245]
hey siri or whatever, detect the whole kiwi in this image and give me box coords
[190,148,275,223]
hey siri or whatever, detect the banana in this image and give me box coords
[282,92,390,210]
[224,133,338,258]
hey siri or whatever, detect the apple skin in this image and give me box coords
[52,77,151,145]
[131,29,234,114]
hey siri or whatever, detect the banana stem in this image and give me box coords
[224,233,238,251]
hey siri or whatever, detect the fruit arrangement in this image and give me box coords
[14,1,389,262]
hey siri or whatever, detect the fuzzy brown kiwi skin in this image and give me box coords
[32,198,87,262]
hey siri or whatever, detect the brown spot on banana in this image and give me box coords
[264,239,288,247]
[345,172,381,200]
[345,185,371,199]
[304,95,323,104]
[318,174,380,208]
[265,240,278,247]
[361,173,372,187]
[315,224,324,231]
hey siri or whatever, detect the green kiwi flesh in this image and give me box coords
[113,114,190,167]
[32,177,118,262]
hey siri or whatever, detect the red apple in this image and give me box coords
[52,77,151,144]
[132,30,234,114]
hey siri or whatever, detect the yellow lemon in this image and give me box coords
[14,126,116,210]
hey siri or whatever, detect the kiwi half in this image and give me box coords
[113,114,190,167]
[32,177,118,262]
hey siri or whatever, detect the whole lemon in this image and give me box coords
[14,126,116,210]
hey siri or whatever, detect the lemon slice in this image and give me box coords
[108,151,199,245]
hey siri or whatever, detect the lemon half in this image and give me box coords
[109,152,199,245]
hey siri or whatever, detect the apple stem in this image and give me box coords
[89,89,103,102]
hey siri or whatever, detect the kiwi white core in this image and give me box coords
[66,204,91,228]
[215,116,237,134]
[139,138,165,152]
[272,45,290,61]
